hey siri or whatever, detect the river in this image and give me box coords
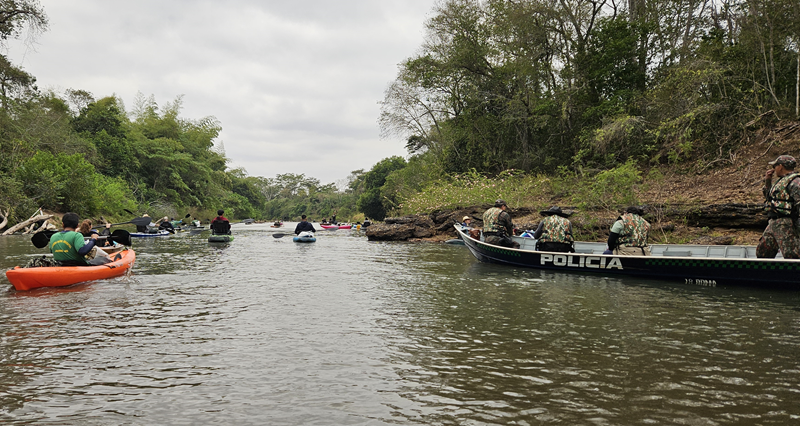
[1,223,799,425]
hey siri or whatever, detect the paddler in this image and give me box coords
[757,155,800,258]
[49,212,100,266]
[210,209,231,235]
[294,214,317,234]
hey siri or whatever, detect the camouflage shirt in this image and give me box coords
[483,207,513,236]
[537,215,574,244]
[765,172,800,218]
[612,213,650,247]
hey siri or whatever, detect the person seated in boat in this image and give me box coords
[363,218,371,227]
[757,155,800,258]
[294,214,317,234]
[533,206,575,253]
[158,220,175,233]
[50,212,105,266]
[210,209,231,235]
[482,199,520,248]
[461,216,472,228]
[77,219,113,247]
[607,206,651,256]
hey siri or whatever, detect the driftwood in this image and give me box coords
[1,214,54,236]
[0,208,8,232]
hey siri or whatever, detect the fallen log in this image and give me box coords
[2,214,54,236]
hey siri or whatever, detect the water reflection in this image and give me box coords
[1,228,799,424]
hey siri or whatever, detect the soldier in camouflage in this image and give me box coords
[757,155,800,258]
[607,206,651,256]
[533,206,574,252]
[482,199,519,248]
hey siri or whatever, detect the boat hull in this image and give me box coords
[6,249,136,291]
[131,230,171,237]
[208,235,234,243]
[457,227,800,289]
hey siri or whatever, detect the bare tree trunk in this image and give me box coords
[0,208,8,232]
[1,214,54,235]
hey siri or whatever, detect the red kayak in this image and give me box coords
[320,224,352,229]
[6,249,136,291]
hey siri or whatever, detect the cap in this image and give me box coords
[769,155,797,169]
[494,199,507,207]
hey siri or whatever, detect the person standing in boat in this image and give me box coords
[210,209,231,235]
[533,206,575,253]
[482,199,520,248]
[294,214,317,234]
[757,155,800,258]
[49,212,100,266]
[606,206,651,255]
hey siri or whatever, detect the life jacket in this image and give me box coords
[767,173,800,218]
[537,215,573,244]
[482,207,503,233]
[617,213,650,247]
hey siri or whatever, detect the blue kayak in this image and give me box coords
[131,230,171,237]
[293,231,316,243]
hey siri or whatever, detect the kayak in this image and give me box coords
[131,230,171,237]
[208,235,234,243]
[5,249,136,291]
[320,224,352,230]
[293,231,316,243]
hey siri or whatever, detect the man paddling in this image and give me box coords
[210,209,231,235]
[294,214,317,234]
[49,212,99,266]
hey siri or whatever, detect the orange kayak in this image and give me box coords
[5,249,136,291]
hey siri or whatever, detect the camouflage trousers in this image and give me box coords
[756,218,800,259]
[484,235,520,249]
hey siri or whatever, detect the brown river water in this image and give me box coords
[1,223,799,425]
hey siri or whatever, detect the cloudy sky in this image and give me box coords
[5,0,437,185]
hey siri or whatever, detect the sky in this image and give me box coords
[4,0,437,186]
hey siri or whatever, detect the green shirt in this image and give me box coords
[49,230,89,265]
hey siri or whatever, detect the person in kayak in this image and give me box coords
[295,215,317,234]
[210,210,231,235]
[77,219,113,247]
[49,212,100,266]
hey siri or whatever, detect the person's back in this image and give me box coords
[294,215,316,234]
[50,213,97,266]
[210,209,231,235]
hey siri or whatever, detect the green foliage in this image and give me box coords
[396,169,550,215]
[562,161,642,210]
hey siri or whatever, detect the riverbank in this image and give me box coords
[367,121,800,245]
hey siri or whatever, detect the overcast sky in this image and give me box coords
[5,0,436,185]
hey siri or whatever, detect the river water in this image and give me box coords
[1,223,799,425]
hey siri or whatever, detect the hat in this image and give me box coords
[540,206,571,218]
[769,155,797,169]
[462,216,470,221]
[625,206,644,216]
[494,199,507,207]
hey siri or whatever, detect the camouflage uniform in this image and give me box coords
[482,206,516,248]
[535,215,574,252]
[612,213,651,256]
[757,170,800,259]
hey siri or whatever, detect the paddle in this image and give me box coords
[111,216,153,227]
[31,229,132,249]
[272,232,316,239]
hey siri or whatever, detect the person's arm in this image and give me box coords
[533,222,545,239]
[763,169,774,200]
[607,220,623,250]
[77,233,98,256]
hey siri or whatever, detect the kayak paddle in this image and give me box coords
[111,216,154,227]
[31,229,133,249]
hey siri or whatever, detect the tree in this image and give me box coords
[357,156,407,220]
